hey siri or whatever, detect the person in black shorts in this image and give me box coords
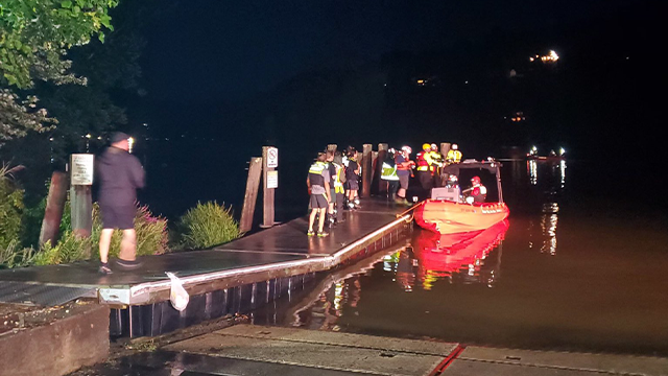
[96,132,145,273]
[306,152,331,237]
[345,148,361,210]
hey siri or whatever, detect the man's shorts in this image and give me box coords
[310,193,329,209]
[399,175,410,189]
[347,179,359,191]
[100,205,135,230]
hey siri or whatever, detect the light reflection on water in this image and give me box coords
[262,160,668,356]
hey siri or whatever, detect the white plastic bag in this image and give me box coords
[166,272,189,311]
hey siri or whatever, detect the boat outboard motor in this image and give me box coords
[431,186,461,203]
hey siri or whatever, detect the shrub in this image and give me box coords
[178,201,240,249]
[90,203,169,258]
[0,240,35,269]
[0,164,25,249]
[32,232,91,266]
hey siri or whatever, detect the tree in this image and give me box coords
[0,0,118,143]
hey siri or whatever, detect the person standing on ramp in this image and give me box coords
[96,132,145,274]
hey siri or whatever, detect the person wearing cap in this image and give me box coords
[96,132,145,273]
[306,152,331,237]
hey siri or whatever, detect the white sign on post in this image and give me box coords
[266,147,278,168]
[266,170,278,189]
[70,154,94,185]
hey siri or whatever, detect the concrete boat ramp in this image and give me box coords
[72,324,668,376]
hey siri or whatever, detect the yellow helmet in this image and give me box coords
[422,143,431,151]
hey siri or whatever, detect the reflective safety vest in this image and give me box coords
[381,162,399,181]
[332,162,345,194]
[308,161,327,187]
[416,152,429,171]
[428,151,444,172]
[447,149,462,164]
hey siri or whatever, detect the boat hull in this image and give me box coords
[414,199,509,234]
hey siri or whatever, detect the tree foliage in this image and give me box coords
[0,0,118,143]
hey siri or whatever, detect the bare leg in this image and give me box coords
[119,229,137,261]
[98,228,114,263]
[317,208,326,232]
[308,209,317,232]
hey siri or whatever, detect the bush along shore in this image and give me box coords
[1,167,240,269]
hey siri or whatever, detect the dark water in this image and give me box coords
[265,160,668,356]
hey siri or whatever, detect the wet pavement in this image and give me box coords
[69,324,668,376]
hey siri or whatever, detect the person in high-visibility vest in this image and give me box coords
[395,146,415,205]
[331,151,346,224]
[446,143,462,164]
[381,148,400,201]
[415,143,433,195]
[307,152,331,237]
[429,143,444,187]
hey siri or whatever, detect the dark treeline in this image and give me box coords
[2,0,660,220]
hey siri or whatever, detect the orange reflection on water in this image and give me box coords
[413,220,509,289]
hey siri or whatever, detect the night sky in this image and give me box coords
[139,0,642,102]
[115,0,661,176]
[61,0,663,218]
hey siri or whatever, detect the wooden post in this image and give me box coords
[39,171,68,247]
[261,146,278,228]
[376,143,388,194]
[361,144,372,198]
[371,151,378,187]
[440,142,451,160]
[239,157,262,234]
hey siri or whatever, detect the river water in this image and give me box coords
[268,159,668,356]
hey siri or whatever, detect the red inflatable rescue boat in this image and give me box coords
[414,161,510,234]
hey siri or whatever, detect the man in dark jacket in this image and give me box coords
[97,132,145,273]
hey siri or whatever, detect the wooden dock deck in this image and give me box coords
[0,199,412,308]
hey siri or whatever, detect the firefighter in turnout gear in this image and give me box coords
[429,143,445,187]
[416,143,434,195]
[446,143,462,164]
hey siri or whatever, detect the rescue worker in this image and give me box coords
[415,143,434,195]
[306,152,331,237]
[444,174,459,188]
[395,146,415,205]
[380,148,400,202]
[429,143,444,187]
[463,176,487,205]
[446,143,462,164]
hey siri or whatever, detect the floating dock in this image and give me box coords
[0,199,412,337]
